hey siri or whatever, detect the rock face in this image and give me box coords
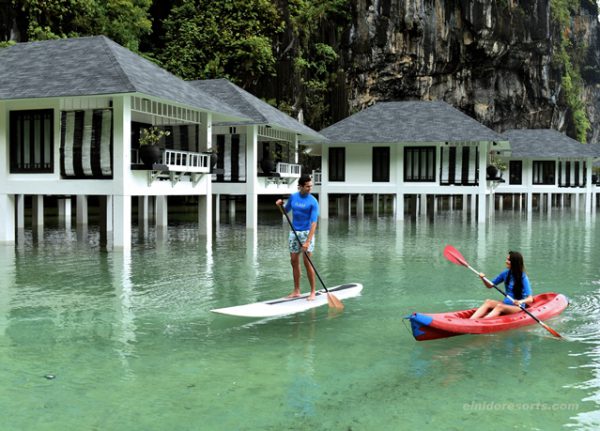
[340,0,600,143]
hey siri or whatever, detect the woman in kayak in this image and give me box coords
[469,251,533,319]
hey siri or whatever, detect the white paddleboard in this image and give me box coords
[211,283,363,318]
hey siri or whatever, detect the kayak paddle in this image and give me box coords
[443,245,561,338]
[278,204,344,310]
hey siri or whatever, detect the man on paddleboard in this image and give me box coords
[276,175,319,300]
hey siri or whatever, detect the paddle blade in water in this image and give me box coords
[327,293,344,310]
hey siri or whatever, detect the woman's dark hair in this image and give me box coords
[507,251,525,299]
[298,175,312,187]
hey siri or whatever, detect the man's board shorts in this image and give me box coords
[288,231,315,254]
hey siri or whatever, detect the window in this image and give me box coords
[372,147,390,182]
[60,109,113,179]
[440,146,478,185]
[532,161,555,185]
[404,147,435,182]
[10,109,54,173]
[509,160,522,185]
[558,161,587,187]
[329,147,345,182]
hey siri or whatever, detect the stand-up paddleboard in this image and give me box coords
[211,283,363,318]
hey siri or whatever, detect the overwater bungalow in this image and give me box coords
[0,36,249,249]
[316,101,510,222]
[494,129,600,213]
[189,79,324,230]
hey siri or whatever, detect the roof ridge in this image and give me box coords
[98,36,136,92]
[227,81,268,123]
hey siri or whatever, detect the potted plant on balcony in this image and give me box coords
[139,126,170,168]
[487,153,507,179]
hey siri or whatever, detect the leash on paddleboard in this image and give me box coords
[277,204,344,310]
[443,245,561,338]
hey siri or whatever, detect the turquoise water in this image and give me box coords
[1,210,600,430]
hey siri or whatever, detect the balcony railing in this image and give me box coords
[276,162,301,177]
[162,149,210,173]
[312,170,322,185]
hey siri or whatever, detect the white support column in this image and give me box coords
[156,195,168,228]
[420,193,427,216]
[246,125,258,231]
[58,197,72,229]
[106,195,114,233]
[357,194,364,217]
[138,196,149,226]
[585,160,593,214]
[198,195,211,236]
[395,193,404,220]
[347,195,352,217]
[518,194,523,211]
[112,195,131,250]
[77,195,88,226]
[527,192,533,215]
[16,194,24,229]
[320,143,329,220]
[319,192,329,220]
[111,95,131,249]
[547,193,551,213]
[228,198,236,221]
[575,193,580,211]
[373,194,379,217]
[477,143,487,223]
[0,194,15,243]
[32,195,44,227]
[214,194,220,224]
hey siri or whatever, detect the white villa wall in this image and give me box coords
[320,141,490,221]
[0,94,215,247]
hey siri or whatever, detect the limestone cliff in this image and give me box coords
[334,0,600,143]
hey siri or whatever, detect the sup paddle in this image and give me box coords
[278,204,344,310]
[443,245,561,338]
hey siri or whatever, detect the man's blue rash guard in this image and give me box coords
[491,269,532,305]
[284,192,319,231]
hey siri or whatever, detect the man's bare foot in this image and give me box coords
[307,293,316,301]
[286,291,301,298]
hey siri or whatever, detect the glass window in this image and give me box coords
[404,147,435,182]
[532,161,556,185]
[329,147,345,182]
[10,109,54,173]
[509,160,522,185]
[372,147,390,182]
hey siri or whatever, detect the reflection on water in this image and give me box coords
[1,211,600,429]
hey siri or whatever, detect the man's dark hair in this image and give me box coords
[298,175,312,186]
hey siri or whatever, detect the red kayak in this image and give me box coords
[407,293,569,341]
